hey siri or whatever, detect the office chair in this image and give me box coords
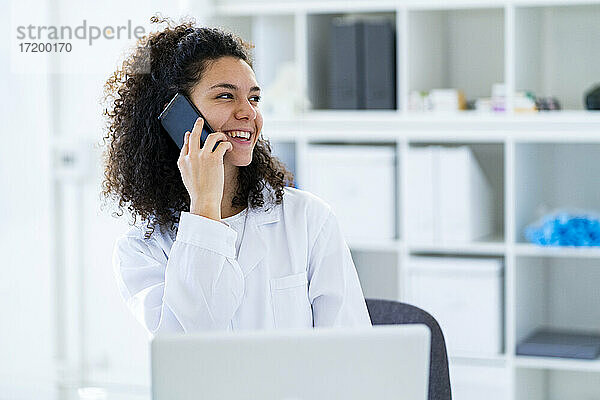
[365,298,452,400]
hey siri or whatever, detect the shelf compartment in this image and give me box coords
[515,4,600,111]
[407,7,504,110]
[515,256,600,361]
[306,11,398,110]
[514,143,600,244]
[406,142,505,245]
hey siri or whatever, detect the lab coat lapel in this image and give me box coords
[237,200,281,278]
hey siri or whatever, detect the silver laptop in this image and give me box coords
[151,325,430,400]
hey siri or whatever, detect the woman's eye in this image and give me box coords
[216,93,261,103]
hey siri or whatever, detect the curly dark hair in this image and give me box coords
[100,15,294,239]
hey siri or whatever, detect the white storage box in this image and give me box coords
[407,256,504,356]
[406,146,494,244]
[305,144,396,242]
[406,146,438,243]
[439,146,494,243]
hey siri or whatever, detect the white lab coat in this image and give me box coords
[113,186,372,338]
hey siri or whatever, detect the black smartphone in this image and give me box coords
[158,93,221,151]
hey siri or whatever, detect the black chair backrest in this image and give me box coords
[365,298,452,400]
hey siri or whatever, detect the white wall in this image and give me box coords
[2,0,214,398]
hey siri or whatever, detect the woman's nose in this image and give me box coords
[234,98,257,120]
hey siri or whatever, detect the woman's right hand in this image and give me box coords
[177,117,233,221]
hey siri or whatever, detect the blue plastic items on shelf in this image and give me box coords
[525,211,600,246]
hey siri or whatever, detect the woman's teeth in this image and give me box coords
[227,131,251,140]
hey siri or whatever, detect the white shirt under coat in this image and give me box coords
[112,186,372,338]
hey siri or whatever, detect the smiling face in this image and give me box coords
[189,56,263,167]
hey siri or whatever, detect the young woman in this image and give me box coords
[102,16,371,338]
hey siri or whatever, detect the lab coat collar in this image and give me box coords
[236,185,282,277]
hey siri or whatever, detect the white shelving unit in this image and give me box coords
[211,1,600,399]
